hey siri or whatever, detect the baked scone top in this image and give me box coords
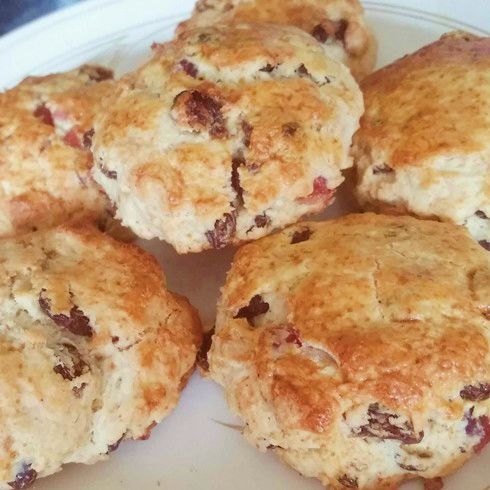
[0,222,201,486]
[0,65,113,237]
[356,32,490,167]
[93,23,363,253]
[209,213,490,488]
[177,0,377,81]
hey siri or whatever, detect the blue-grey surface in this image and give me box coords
[0,0,86,36]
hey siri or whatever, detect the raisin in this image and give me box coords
[234,295,269,325]
[475,210,488,219]
[424,478,444,490]
[197,328,214,372]
[99,162,117,179]
[39,290,93,337]
[282,122,299,136]
[33,104,54,126]
[82,65,114,82]
[479,240,490,251]
[82,128,94,150]
[173,90,227,138]
[373,164,394,174]
[291,227,311,244]
[53,344,88,381]
[242,120,253,147]
[465,408,490,453]
[205,212,237,249]
[179,59,198,78]
[8,463,37,489]
[259,63,275,73]
[460,383,490,401]
[254,213,271,228]
[338,474,358,488]
[354,403,423,444]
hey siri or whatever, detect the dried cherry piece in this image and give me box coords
[99,162,117,179]
[254,214,271,228]
[234,295,269,324]
[460,383,490,401]
[39,290,93,337]
[297,176,334,207]
[479,241,490,251]
[354,403,423,444]
[7,463,37,489]
[291,227,311,244]
[338,474,358,488]
[82,128,95,150]
[53,344,88,381]
[205,212,237,249]
[173,90,227,138]
[241,120,253,147]
[465,408,490,453]
[373,164,394,175]
[284,328,302,347]
[180,59,198,78]
[82,65,113,82]
[282,122,299,136]
[197,328,215,372]
[33,104,54,126]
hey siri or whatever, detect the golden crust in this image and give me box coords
[0,65,114,237]
[93,23,363,253]
[209,213,490,489]
[355,32,490,168]
[177,0,377,81]
[0,222,202,486]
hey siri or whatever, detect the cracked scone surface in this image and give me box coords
[0,65,116,238]
[353,32,490,249]
[177,0,377,81]
[0,222,201,489]
[207,213,490,489]
[93,23,363,253]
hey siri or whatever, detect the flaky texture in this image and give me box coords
[0,65,115,238]
[177,0,377,81]
[353,32,490,249]
[93,23,363,253]
[207,213,490,489]
[0,223,201,489]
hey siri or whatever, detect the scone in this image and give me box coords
[206,213,490,489]
[177,0,377,81]
[93,23,363,253]
[0,222,201,489]
[353,32,490,250]
[0,65,114,237]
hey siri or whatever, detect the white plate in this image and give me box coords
[1,1,489,489]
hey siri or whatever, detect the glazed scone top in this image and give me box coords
[177,0,377,80]
[0,222,201,486]
[209,213,490,488]
[356,32,490,167]
[0,65,113,237]
[93,23,363,253]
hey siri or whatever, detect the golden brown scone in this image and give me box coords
[207,213,490,489]
[177,0,377,81]
[0,65,115,237]
[0,221,201,489]
[353,32,490,250]
[93,23,363,253]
